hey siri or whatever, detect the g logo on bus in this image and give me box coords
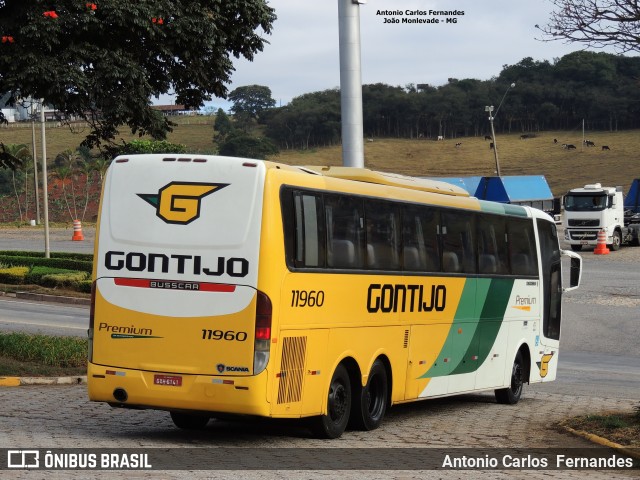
[138,182,228,225]
[537,352,554,378]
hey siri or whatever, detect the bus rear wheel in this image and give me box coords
[495,351,524,405]
[170,411,210,430]
[350,359,388,431]
[310,364,351,439]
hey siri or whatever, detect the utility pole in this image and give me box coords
[485,82,516,177]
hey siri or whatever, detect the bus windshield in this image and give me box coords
[564,194,608,211]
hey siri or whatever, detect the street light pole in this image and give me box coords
[485,82,515,177]
[30,101,41,224]
[40,100,50,258]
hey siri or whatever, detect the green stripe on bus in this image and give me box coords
[419,278,514,378]
[471,278,514,370]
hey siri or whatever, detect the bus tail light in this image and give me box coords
[254,290,272,375]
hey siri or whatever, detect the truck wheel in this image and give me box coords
[609,230,622,251]
[570,244,582,252]
[495,351,524,405]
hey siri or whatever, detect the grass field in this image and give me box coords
[1,117,638,196]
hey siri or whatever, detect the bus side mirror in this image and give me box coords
[561,250,582,292]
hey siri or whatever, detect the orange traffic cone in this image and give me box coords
[593,229,609,255]
[72,220,85,241]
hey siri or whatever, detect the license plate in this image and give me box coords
[154,374,182,387]
[580,240,589,245]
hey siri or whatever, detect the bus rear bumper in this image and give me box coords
[87,363,271,417]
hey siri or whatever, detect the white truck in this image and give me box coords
[563,183,640,251]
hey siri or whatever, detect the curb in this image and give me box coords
[560,422,640,460]
[15,291,90,306]
[0,376,87,387]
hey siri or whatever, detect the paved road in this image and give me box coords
[0,226,95,254]
[0,297,88,337]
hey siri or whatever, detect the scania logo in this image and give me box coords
[138,182,228,225]
[217,363,225,374]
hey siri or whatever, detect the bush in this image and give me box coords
[40,272,89,289]
[0,251,93,262]
[0,254,92,273]
[0,266,29,284]
[25,266,85,285]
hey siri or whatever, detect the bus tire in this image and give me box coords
[310,364,351,439]
[350,359,388,431]
[170,411,210,430]
[495,350,524,405]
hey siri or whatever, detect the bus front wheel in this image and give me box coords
[310,364,351,439]
[170,411,210,430]
[350,359,388,431]
[495,351,524,405]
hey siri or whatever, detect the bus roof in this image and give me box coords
[301,166,469,197]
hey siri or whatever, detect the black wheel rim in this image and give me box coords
[511,361,523,395]
[328,380,347,423]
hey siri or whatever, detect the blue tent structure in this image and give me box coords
[624,179,640,214]
[428,175,555,213]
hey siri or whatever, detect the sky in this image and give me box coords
[160,0,615,111]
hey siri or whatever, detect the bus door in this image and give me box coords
[535,219,562,382]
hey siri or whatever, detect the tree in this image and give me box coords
[218,132,278,159]
[228,85,276,124]
[2,143,31,221]
[213,108,234,143]
[0,1,276,149]
[538,1,640,53]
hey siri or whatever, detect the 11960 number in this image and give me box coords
[201,329,247,341]
[291,289,325,307]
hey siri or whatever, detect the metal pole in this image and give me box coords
[40,100,50,258]
[31,102,41,224]
[338,0,364,168]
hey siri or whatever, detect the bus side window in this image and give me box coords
[365,200,400,270]
[477,214,509,275]
[508,219,538,276]
[401,206,440,272]
[441,211,476,274]
[292,192,324,268]
[325,194,364,269]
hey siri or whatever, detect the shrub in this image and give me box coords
[0,254,92,273]
[0,266,29,284]
[25,266,84,285]
[40,272,89,289]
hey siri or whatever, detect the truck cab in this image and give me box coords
[562,183,625,251]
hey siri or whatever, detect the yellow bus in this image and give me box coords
[88,155,581,438]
